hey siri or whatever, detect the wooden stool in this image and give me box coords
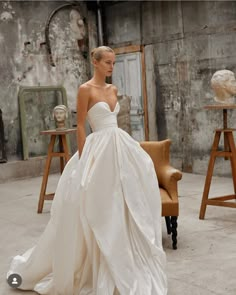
[37,128,76,213]
[199,105,236,219]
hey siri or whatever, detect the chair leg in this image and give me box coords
[165,216,172,234]
[170,216,178,250]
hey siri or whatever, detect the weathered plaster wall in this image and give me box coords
[104,1,236,175]
[0,1,90,160]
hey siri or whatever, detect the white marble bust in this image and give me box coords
[211,70,236,104]
[53,105,68,130]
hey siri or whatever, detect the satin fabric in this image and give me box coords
[7,101,167,295]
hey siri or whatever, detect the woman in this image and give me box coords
[7,46,167,295]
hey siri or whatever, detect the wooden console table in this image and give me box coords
[199,104,236,219]
[37,128,76,213]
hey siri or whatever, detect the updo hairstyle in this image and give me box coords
[90,46,114,61]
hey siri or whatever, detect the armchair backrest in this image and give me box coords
[140,139,171,180]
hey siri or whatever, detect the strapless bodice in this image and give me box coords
[87,101,120,132]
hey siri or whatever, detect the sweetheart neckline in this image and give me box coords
[87,101,119,114]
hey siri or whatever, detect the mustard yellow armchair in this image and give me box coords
[140,140,182,249]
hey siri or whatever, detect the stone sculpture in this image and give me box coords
[211,69,236,104]
[53,105,68,130]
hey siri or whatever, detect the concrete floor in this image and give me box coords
[0,172,236,295]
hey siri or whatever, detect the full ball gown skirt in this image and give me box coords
[7,101,168,295]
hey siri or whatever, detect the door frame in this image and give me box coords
[112,45,149,141]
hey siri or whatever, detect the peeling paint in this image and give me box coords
[2,1,13,10]
[0,2,89,160]
[0,33,4,44]
[0,11,13,21]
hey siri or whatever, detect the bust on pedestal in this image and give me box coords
[199,70,236,219]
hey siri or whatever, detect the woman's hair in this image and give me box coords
[90,46,114,61]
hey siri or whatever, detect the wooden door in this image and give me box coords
[112,52,145,141]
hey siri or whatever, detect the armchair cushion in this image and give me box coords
[160,188,178,216]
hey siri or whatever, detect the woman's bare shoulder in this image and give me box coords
[111,84,118,94]
[78,81,92,91]
[77,82,92,98]
[106,83,118,92]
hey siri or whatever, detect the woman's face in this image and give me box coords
[94,51,115,77]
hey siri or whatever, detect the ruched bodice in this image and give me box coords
[87,101,119,132]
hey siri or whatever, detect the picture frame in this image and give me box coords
[19,86,69,160]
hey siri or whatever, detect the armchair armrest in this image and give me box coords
[157,165,182,201]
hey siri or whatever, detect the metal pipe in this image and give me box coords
[97,0,103,45]
[0,109,7,163]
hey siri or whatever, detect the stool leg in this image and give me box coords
[223,109,229,160]
[61,134,70,163]
[224,132,229,160]
[38,135,56,213]
[59,157,64,173]
[199,131,221,219]
[227,132,236,194]
[59,135,64,173]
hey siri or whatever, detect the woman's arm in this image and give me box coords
[76,85,89,159]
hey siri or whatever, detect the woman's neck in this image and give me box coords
[90,72,106,87]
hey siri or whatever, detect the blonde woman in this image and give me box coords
[7,46,167,295]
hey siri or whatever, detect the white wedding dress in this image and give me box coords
[7,101,167,295]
